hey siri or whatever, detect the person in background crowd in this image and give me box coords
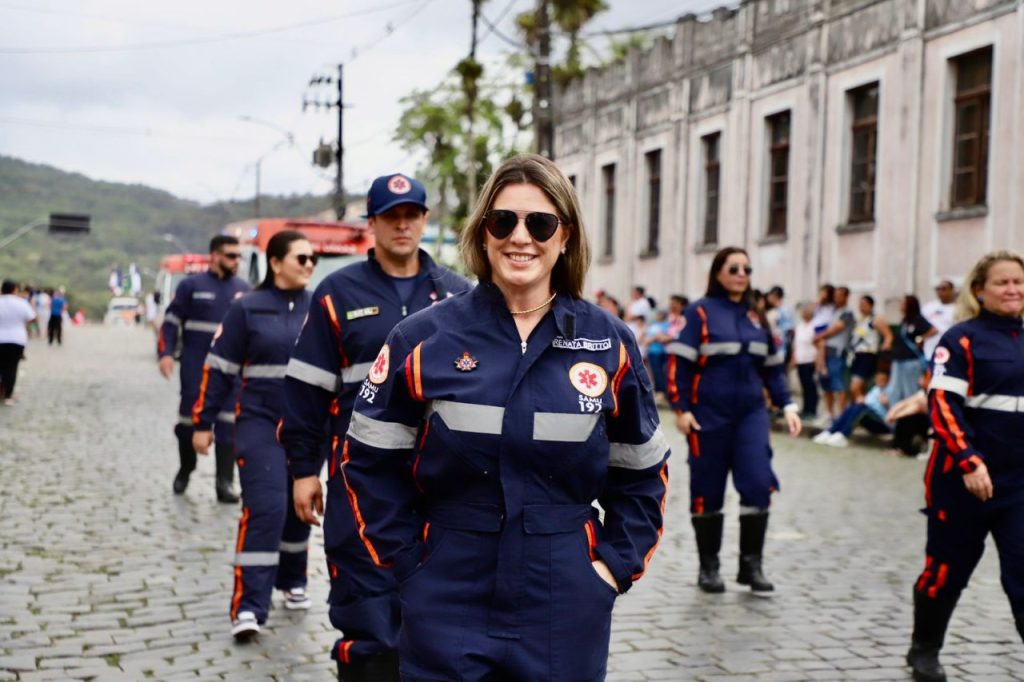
[192,231,315,641]
[889,295,935,405]
[48,286,66,346]
[24,286,40,338]
[668,247,801,596]
[0,280,36,406]
[598,293,624,319]
[625,285,651,338]
[144,290,161,335]
[812,369,891,447]
[667,294,688,338]
[283,172,470,681]
[158,235,250,502]
[815,286,855,422]
[766,286,795,365]
[906,250,1024,681]
[811,284,836,334]
[848,295,893,402]
[791,302,821,420]
[643,309,672,397]
[336,154,669,680]
[35,288,51,338]
[885,377,930,458]
[921,279,957,359]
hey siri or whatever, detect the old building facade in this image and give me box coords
[555,0,1024,313]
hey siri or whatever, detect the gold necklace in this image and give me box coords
[509,291,557,316]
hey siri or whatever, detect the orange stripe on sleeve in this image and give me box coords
[192,365,212,425]
[666,356,680,404]
[631,462,670,581]
[412,343,424,401]
[959,337,973,394]
[584,520,598,561]
[339,440,391,568]
[610,342,630,418]
[321,294,349,367]
[935,390,968,452]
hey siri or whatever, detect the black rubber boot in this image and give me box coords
[691,513,725,593]
[215,443,239,504]
[736,512,774,593]
[337,650,400,682]
[906,590,957,682]
[173,434,197,494]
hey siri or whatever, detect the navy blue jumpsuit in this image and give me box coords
[280,249,469,666]
[159,270,250,480]
[192,285,312,624]
[920,310,1024,623]
[340,284,670,681]
[666,295,791,514]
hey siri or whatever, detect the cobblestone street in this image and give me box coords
[1,326,1022,681]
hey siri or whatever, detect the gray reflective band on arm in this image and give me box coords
[163,312,181,327]
[965,393,1024,412]
[347,411,418,450]
[700,342,742,356]
[533,413,599,442]
[235,552,279,567]
[763,354,784,367]
[286,358,341,393]
[178,415,194,426]
[609,429,670,470]
[341,361,374,385]
[205,353,240,375]
[242,364,289,379]
[665,342,698,361]
[428,400,504,435]
[930,375,968,397]
[217,411,236,424]
[279,541,308,553]
[748,342,768,356]
[184,320,220,333]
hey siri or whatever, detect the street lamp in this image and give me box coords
[0,213,91,251]
[238,116,296,218]
[162,233,188,254]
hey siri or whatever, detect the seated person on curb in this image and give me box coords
[884,374,930,457]
[812,369,891,448]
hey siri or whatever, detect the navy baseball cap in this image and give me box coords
[363,173,428,218]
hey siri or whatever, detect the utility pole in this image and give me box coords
[533,0,554,160]
[254,159,261,218]
[335,63,345,219]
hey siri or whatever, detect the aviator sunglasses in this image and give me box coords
[295,254,319,266]
[483,209,562,242]
[728,264,753,275]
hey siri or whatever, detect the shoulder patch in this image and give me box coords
[570,362,609,398]
[933,346,950,365]
[368,344,390,385]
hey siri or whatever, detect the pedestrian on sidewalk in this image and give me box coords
[791,302,821,419]
[47,286,66,346]
[281,172,470,681]
[191,230,315,641]
[158,235,250,502]
[815,285,855,421]
[0,280,36,405]
[667,247,802,596]
[907,250,1024,681]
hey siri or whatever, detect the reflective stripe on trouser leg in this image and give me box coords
[228,420,291,623]
[275,472,311,591]
[731,409,780,510]
[687,428,729,515]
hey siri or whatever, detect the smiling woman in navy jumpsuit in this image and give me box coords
[338,154,670,682]
[667,247,802,596]
[907,250,1024,682]
[191,230,315,641]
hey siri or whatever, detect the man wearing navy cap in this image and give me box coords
[281,174,470,681]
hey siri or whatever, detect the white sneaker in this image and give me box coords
[813,415,833,429]
[231,611,260,641]
[283,587,312,610]
[826,432,849,448]
[812,431,833,445]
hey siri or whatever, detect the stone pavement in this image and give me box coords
[1,326,1021,681]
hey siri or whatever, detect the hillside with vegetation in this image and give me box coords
[0,155,333,317]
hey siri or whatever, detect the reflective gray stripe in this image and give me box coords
[217,411,236,424]
[930,375,968,397]
[533,413,599,442]
[205,353,240,375]
[665,342,697,361]
[178,415,193,426]
[764,354,785,367]
[700,342,742,356]
[184,320,220,333]
[286,358,340,393]
[429,400,504,435]
[235,552,279,567]
[965,393,1024,412]
[279,541,308,553]
[748,342,768,357]
[242,364,289,379]
[347,411,418,450]
[163,312,181,327]
[609,429,670,470]
[341,361,374,385]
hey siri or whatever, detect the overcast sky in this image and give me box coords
[0,0,730,204]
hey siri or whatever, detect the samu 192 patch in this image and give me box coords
[368,344,390,384]
[346,306,380,321]
[569,362,608,398]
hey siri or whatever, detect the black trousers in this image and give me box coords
[893,414,930,455]
[47,316,62,345]
[0,343,25,398]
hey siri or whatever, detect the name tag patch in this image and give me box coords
[552,336,612,352]
[346,306,380,321]
[192,292,216,300]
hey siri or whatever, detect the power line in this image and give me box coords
[478,0,527,49]
[0,0,422,55]
[0,115,250,141]
[346,0,437,63]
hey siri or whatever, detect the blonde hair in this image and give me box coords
[459,153,590,298]
[956,249,1024,320]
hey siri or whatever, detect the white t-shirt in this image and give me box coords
[0,295,37,345]
[921,300,956,358]
[626,297,652,322]
[793,320,818,365]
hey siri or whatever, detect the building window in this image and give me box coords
[848,83,879,223]
[645,149,661,255]
[950,47,992,208]
[701,133,721,246]
[601,164,615,258]
[766,111,790,237]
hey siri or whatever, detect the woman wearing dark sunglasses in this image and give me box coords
[190,230,316,641]
[667,246,801,596]
[336,153,670,681]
